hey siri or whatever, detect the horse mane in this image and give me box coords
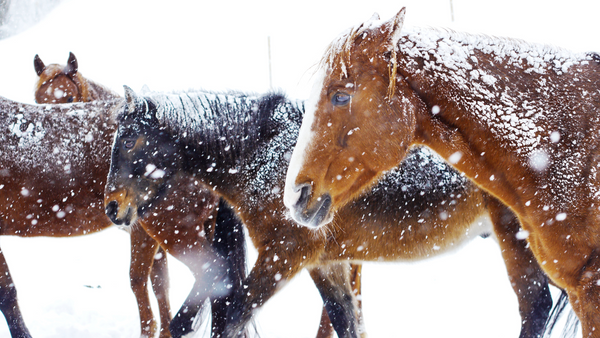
[123,90,303,166]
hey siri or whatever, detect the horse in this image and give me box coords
[33,54,345,338]
[34,52,119,103]
[33,53,175,338]
[104,87,562,338]
[0,92,249,338]
[283,7,600,337]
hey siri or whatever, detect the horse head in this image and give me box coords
[104,86,182,226]
[34,52,90,103]
[284,8,425,228]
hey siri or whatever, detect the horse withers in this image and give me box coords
[105,87,558,338]
[284,7,599,337]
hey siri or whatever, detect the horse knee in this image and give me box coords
[129,272,149,295]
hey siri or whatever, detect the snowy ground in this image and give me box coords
[0,0,598,337]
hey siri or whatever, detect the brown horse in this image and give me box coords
[32,54,344,338]
[104,88,559,338]
[284,7,600,337]
[34,52,119,103]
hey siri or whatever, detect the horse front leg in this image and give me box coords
[223,244,321,338]
[487,197,552,338]
[309,263,362,338]
[316,263,363,338]
[0,247,31,338]
[168,248,227,338]
[130,224,170,338]
[150,246,172,338]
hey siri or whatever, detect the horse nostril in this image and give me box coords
[295,184,311,208]
[105,200,119,221]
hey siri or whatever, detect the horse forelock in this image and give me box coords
[320,16,400,99]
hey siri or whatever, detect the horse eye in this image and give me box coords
[123,139,135,149]
[67,96,74,103]
[332,92,351,106]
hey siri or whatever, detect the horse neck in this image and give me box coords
[85,79,120,101]
[397,28,600,214]
[161,92,302,208]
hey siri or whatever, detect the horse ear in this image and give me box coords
[386,7,406,51]
[123,85,139,115]
[34,54,45,76]
[65,52,78,76]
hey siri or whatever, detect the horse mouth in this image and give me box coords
[290,190,333,228]
[105,200,136,226]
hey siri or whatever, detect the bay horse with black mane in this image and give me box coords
[284,7,600,337]
[2,71,247,338]
[105,87,563,338]
[0,59,245,337]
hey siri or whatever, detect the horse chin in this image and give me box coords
[290,193,333,228]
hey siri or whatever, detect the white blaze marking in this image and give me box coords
[284,68,326,211]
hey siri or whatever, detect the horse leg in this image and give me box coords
[0,247,31,338]
[315,263,364,338]
[486,197,552,338]
[209,199,247,338]
[167,211,221,338]
[224,244,323,338]
[150,246,172,338]
[130,224,169,338]
[309,263,361,338]
[566,251,600,338]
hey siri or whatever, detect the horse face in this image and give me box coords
[104,88,181,226]
[34,53,79,103]
[35,73,79,104]
[284,8,418,228]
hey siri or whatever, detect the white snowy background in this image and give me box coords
[0,0,598,337]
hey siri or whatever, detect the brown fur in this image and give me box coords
[286,7,600,337]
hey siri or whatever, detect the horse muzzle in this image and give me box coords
[104,198,137,226]
[286,183,333,228]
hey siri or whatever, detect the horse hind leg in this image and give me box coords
[0,248,31,338]
[316,263,365,338]
[309,262,361,338]
[486,197,553,338]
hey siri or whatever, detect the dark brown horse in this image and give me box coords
[0,88,250,338]
[284,7,600,337]
[34,52,119,103]
[32,55,181,338]
[104,88,559,338]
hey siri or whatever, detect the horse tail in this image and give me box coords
[210,198,254,337]
[543,290,580,338]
